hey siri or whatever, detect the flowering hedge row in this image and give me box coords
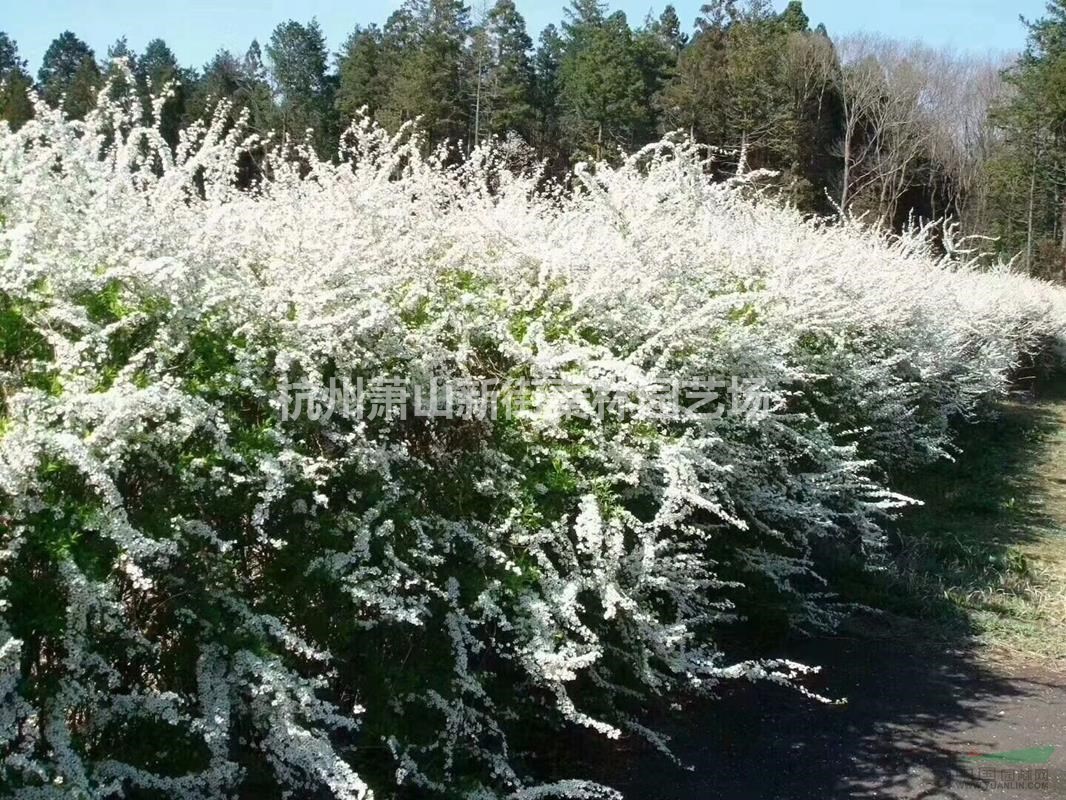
[2,89,1065,799]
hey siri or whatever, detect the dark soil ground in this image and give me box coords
[568,633,1065,799]
[562,380,1066,799]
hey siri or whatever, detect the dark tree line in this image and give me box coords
[3,0,1066,277]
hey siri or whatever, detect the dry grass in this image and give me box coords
[974,399,1066,665]
[829,378,1066,670]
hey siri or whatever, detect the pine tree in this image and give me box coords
[336,25,386,125]
[562,0,607,39]
[183,47,275,187]
[266,19,334,153]
[203,52,239,99]
[722,0,794,168]
[477,0,535,142]
[651,5,688,57]
[39,31,101,119]
[139,39,186,145]
[0,32,21,76]
[105,36,136,65]
[0,32,33,130]
[188,48,272,134]
[659,0,821,182]
[658,3,732,142]
[696,0,739,33]
[533,24,565,161]
[559,6,648,160]
[780,0,810,33]
[379,0,471,147]
[988,0,1066,276]
[635,7,685,140]
[239,40,277,135]
[100,36,141,108]
[188,50,242,120]
[140,39,182,96]
[374,6,418,132]
[781,14,843,213]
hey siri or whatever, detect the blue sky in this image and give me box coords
[3,0,1048,76]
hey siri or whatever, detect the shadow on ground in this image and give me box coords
[549,379,1066,799]
[562,636,1065,799]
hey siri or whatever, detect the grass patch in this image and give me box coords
[828,376,1066,666]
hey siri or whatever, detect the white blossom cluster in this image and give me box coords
[1,78,1065,799]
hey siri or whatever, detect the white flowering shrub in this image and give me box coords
[2,84,1066,799]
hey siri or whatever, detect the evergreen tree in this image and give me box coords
[0,32,33,130]
[266,19,334,152]
[378,0,471,147]
[722,0,794,167]
[0,32,21,75]
[100,36,141,107]
[139,38,187,145]
[475,0,535,142]
[533,24,565,161]
[39,31,100,119]
[559,5,648,159]
[106,36,136,65]
[239,40,277,135]
[188,50,242,119]
[635,7,685,140]
[781,16,843,213]
[657,3,732,141]
[780,0,811,33]
[650,5,688,57]
[189,45,276,136]
[988,0,1066,276]
[562,0,607,38]
[696,0,739,33]
[140,38,181,93]
[336,25,386,125]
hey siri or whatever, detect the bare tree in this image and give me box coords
[815,34,875,214]
[825,35,931,222]
[914,49,1010,234]
[820,35,1008,237]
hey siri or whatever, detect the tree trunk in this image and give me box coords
[473,43,484,152]
[1060,179,1066,253]
[1027,167,1037,273]
[840,126,852,213]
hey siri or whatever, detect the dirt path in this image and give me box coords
[573,636,1065,799]
[570,386,1066,799]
